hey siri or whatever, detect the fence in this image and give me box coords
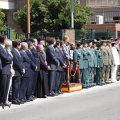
[0,28,12,40]
[15,31,64,41]
[75,29,116,41]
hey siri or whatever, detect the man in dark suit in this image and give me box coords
[20,42,34,101]
[30,38,38,97]
[26,42,37,100]
[46,38,59,96]
[0,35,12,107]
[11,40,25,104]
[0,57,2,72]
[55,41,66,95]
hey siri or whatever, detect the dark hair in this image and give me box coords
[76,42,80,47]
[111,42,116,47]
[29,38,36,43]
[60,41,64,46]
[96,43,102,48]
[54,40,60,48]
[0,35,7,43]
[27,41,33,48]
[88,40,93,44]
[12,40,21,48]
[48,38,56,45]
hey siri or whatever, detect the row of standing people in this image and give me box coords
[73,39,120,88]
[1,34,120,108]
[0,35,71,108]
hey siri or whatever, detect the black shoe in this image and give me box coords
[58,91,64,94]
[20,99,26,103]
[27,97,34,101]
[54,92,58,96]
[60,91,64,94]
[48,93,54,97]
[43,95,47,98]
[12,100,20,105]
[0,102,5,109]
[32,95,37,99]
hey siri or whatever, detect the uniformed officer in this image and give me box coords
[86,40,95,86]
[95,43,104,85]
[106,40,112,83]
[92,41,98,83]
[111,42,120,82]
[115,38,120,77]
[73,42,84,82]
[82,40,89,88]
[101,40,110,84]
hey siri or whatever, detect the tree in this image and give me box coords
[15,0,94,33]
[0,9,7,30]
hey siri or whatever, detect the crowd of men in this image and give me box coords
[0,34,120,109]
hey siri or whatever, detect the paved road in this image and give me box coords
[0,83,120,120]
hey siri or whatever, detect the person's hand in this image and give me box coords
[63,64,67,68]
[11,68,15,76]
[69,57,73,60]
[48,66,51,70]
[58,62,60,66]
[22,69,25,74]
[35,66,37,71]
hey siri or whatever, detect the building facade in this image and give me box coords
[0,0,26,32]
[80,0,120,24]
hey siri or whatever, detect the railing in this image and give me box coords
[75,29,116,40]
[0,28,12,40]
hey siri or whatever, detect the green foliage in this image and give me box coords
[0,9,7,30]
[15,0,94,33]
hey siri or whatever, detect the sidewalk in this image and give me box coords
[0,81,120,112]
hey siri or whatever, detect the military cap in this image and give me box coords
[111,41,117,47]
[82,40,88,44]
[96,42,103,48]
[88,40,93,43]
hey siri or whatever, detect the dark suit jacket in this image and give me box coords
[0,45,12,75]
[46,45,59,71]
[20,50,31,77]
[38,52,48,71]
[11,48,24,76]
[26,50,36,70]
[31,47,38,64]
[0,58,2,72]
[55,48,64,71]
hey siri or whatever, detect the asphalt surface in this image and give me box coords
[0,82,120,120]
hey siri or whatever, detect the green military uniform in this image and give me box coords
[82,48,89,88]
[73,48,84,82]
[86,47,95,86]
[95,48,103,85]
[93,48,98,83]
[101,46,110,83]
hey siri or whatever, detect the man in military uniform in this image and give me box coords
[92,41,98,83]
[95,43,104,85]
[101,40,110,84]
[82,40,89,88]
[106,40,112,83]
[86,40,96,87]
[73,42,84,83]
[115,38,120,77]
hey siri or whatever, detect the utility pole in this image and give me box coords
[27,0,30,38]
[71,0,74,29]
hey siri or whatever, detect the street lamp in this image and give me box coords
[71,0,74,29]
[27,0,30,38]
